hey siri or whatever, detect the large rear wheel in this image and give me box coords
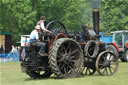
[82,58,96,75]
[49,38,84,78]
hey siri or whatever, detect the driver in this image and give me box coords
[37,16,51,33]
[30,25,47,56]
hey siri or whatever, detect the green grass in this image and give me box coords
[0,62,128,85]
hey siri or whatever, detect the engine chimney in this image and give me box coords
[91,0,101,35]
[93,8,99,35]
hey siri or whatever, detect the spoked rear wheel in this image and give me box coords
[82,58,96,75]
[96,51,119,76]
[82,67,96,75]
[49,38,84,78]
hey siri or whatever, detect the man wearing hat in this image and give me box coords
[30,25,47,56]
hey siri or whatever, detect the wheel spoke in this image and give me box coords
[102,68,106,74]
[108,67,113,74]
[63,60,69,64]
[64,67,67,74]
[59,46,65,54]
[103,56,107,61]
[58,51,63,57]
[88,68,91,74]
[100,64,105,69]
[68,47,73,54]
[107,53,111,60]
[64,66,69,74]
[110,66,115,70]
[110,57,115,62]
[71,60,77,63]
[67,63,74,73]
[105,68,108,75]
[70,49,79,55]
[71,55,75,59]
[59,63,65,70]
[61,44,67,53]
[85,68,88,75]
[67,64,73,70]
[99,61,105,69]
[58,57,64,62]
[69,62,74,67]
[109,55,114,61]
[83,67,95,75]
[67,42,71,52]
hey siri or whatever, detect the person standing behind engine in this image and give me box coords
[37,16,51,33]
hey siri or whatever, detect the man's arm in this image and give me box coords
[43,28,51,33]
[40,22,51,33]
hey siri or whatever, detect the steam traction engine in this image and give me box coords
[20,1,119,78]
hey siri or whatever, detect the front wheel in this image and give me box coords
[96,51,119,76]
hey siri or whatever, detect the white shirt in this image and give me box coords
[40,20,45,30]
[30,30,39,40]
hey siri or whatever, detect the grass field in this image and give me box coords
[0,62,128,85]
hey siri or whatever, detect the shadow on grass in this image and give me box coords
[78,74,101,78]
[24,76,65,81]
[24,73,103,81]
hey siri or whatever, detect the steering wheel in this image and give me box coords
[46,20,68,33]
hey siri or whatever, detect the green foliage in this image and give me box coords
[0,0,37,44]
[0,0,128,44]
[101,0,128,32]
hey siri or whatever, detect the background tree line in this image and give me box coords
[0,0,128,44]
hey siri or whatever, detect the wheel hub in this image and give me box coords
[63,53,72,64]
[64,54,70,59]
[103,60,110,67]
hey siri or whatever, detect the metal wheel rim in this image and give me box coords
[84,40,99,59]
[96,51,119,76]
[46,20,68,33]
[56,40,83,77]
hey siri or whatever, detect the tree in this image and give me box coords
[0,0,92,44]
[0,0,37,44]
[101,0,128,32]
